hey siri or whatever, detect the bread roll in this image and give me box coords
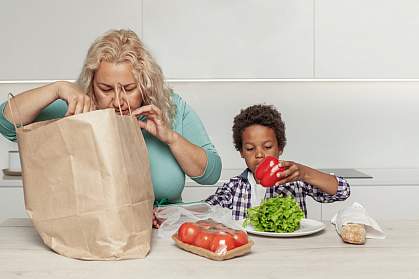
[340,223,366,245]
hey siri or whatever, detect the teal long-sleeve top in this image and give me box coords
[0,92,222,203]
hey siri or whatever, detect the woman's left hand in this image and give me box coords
[152,207,161,229]
[270,161,307,186]
[132,104,176,144]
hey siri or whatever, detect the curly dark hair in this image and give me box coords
[232,104,286,151]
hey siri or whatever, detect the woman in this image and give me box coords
[0,29,222,216]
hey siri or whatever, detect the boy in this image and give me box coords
[206,104,350,220]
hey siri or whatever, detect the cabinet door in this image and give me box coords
[0,0,141,80]
[316,0,419,78]
[321,186,419,221]
[182,186,218,203]
[143,0,313,78]
[306,198,322,220]
[0,188,26,220]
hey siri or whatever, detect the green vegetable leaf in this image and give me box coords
[243,196,304,233]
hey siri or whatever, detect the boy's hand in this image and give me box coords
[271,161,306,186]
[272,162,340,195]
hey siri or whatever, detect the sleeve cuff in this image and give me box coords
[0,102,18,142]
[189,149,222,185]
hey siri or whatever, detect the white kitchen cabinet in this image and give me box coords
[316,0,419,78]
[2,168,418,222]
[0,187,26,220]
[302,198,322,220]
[321,185,419,221]
[321,169,419,221]
[181,186,217,203]
[142,0,313,79]
[0,0,141,80]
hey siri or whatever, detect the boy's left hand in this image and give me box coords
[270,161,306,186]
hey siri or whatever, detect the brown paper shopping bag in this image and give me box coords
[15,108,154,260]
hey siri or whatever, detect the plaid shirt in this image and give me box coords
[206,169,351,220]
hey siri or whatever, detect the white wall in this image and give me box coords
[2,1,419,80]
[316,0,419,78]
[142,0,313,78]
[0,0,141,80]
[1,80,418,170]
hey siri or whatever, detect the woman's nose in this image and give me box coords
[112,84,124,107]
[112,92,123,107]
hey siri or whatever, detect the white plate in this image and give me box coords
[244,219,326,237]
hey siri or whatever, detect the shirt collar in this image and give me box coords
[239,168,251,180]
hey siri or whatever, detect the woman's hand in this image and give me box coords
[133,104,209,178]
[132,104,176,145]
[55,81,96,116]
[4,81,95,126]
[152,207,162,229]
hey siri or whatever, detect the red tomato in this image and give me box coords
[255,156,279,180]
[194,230,215,250]
[213,223,228,230]
[178,222,200,244]
[220,227,236,235]
[209,233,236,254]
[196,221,212,230]
[231,230,248,247]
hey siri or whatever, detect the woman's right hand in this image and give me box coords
[54,81,95,116]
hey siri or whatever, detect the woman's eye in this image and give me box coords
[124,86,137,93]
[100,87,112,92]
[246,147,254,151]
[265,146,272,149]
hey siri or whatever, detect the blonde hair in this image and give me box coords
[77,29,175,125]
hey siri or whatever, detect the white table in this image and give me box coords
[1,218,418,279]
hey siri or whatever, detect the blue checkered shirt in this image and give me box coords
[205,169,351,220]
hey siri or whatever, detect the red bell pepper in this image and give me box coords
[255,156,285,187]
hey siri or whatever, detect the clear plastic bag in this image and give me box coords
[157,202,253,260]
[155,202,242,239]
[331,202,385,239]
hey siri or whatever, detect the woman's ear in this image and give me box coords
[278,149,283,156]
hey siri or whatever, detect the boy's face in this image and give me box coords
[240,124,282,180]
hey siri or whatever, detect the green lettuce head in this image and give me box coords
[243,195,304,233]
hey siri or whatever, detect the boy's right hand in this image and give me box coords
[271,161,304,186]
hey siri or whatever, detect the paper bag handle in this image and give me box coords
[115,83,132,117]
[7,93,24,130]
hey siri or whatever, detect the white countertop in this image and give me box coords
[2,168,419,188]
[0,218,418,278]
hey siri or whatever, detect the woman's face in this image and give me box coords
[93,61,142,114]
[240,124,282,176]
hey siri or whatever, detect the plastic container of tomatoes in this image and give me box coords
[172,218,254,261]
